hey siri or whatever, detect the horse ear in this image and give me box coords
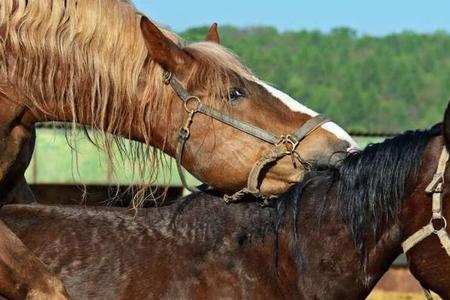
[140,16,193,74]
[206,23,220,44]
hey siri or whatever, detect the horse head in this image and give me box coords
[140,17,356,197]
[0,1,356,198]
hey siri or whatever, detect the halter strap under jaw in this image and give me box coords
[163,71,330,202]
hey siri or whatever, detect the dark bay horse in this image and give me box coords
[2,104,450,299]
[0,195,391,300]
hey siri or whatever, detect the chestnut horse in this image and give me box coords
[0,0,356,199]
[0,1,356,298]
[2,105,450,299]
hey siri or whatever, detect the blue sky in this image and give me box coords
[132,0,450,35]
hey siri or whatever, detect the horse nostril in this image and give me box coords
[336,140,351,153]
[337,139,359,154]
[347,145,359,153]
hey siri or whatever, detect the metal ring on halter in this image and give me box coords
[431,215,448,234]
[184,96,202,113]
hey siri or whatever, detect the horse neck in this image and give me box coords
[280,182,404,299]
[363,222,403,292]
[339,135,444,297]
[361,135,443,291]
[396,135,447,294]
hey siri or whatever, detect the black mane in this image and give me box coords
[336,124,441,248]
[277,123,442,264]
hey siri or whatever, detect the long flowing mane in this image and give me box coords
[0,0,253,204]
[277,124,441,264]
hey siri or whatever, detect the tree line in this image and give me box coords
[181,26,450,133]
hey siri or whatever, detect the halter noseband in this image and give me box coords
[163,71,329,204]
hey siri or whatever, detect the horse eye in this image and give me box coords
[228,88,246,102]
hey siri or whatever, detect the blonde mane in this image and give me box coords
[0,0,254,205]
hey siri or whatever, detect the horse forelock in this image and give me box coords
[184,42,255,100]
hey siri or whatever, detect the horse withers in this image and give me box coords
[3,102,450,299]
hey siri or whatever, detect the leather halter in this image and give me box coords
[163,71,329,204]
[402,146,450,300]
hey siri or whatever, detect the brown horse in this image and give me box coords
[0,2,356,297]
[2,105,450,299]
[0,0,355,199]
[0,196,394,300]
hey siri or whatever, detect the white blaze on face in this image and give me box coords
[257,81,358,149]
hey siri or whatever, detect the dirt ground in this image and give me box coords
[367,268,441,299]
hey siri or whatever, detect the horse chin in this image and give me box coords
[259,178,299,196]
[320,151,348,166]
[259,165,305,196]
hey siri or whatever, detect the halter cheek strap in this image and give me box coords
[164,71,330,203]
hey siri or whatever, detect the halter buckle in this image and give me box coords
[163,71,173,85]
[286,135,300,152]
[179,127,190,140]
[426,174,444,194]
[435,182,444,193]
[275,135,299,154]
